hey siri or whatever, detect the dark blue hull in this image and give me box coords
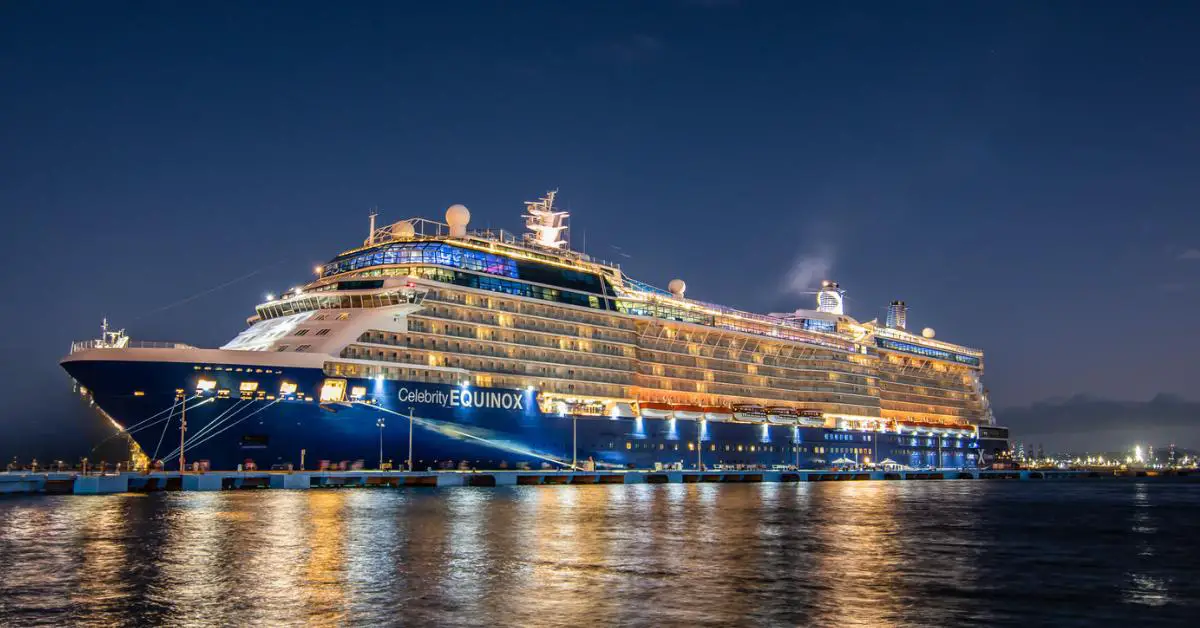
[63,359,983,471]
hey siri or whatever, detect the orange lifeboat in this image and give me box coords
[639,402,674,419]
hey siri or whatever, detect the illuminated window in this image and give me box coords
[279,382,298,396]
[239,382,259,393]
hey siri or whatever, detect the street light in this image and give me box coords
[376,418,385,470]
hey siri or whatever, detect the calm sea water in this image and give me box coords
[0,480,1196,626]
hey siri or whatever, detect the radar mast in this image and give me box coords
[523,189,568,249]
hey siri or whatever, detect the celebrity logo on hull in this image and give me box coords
[397,387,526,411]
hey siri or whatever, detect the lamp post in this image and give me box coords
[179,392,187,473]
[376,418,385,470]
[407,407,414,472]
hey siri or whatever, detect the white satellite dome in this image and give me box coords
[668,279,686,297]
[922,327,936,339]
[445,204,470,237]
[391,220,416,238]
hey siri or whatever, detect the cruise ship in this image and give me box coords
[62,192,1009,471]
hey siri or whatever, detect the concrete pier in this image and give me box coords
[0,467,1192,496]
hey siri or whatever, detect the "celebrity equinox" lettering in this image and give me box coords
[397,387,525,411]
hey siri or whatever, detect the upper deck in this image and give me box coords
[299,192,985,368]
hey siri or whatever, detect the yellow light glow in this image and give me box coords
[279,381,298,395]
[196,378,217,391]
[350,386,367,398]
[133,391,145,397]
[319,379,346,402]
[239,381,259,392]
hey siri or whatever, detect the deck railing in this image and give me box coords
[69,340,196,354]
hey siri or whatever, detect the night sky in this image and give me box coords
[2,1,1198,456]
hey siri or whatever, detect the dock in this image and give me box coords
[2,467,1189,495]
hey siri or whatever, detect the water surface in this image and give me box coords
[0,481,1196,626]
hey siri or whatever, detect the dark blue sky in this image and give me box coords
[2,1,1198,455]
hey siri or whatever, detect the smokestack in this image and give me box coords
[816,280,844,315]
[887,300,907,330]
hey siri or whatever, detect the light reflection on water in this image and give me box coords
[0,481,1197,626]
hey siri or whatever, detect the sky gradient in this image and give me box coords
[2,1,1198,456]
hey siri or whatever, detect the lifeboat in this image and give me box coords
[795,409,826,428]
[606,401,638,419]
[766,407,799,425]
[731,403,767,422]
[672,405,706,420]
[702,406,733,422]
[639,402,674,419]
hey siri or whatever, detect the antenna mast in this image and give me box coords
[523,189,568,249]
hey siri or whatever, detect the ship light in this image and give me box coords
[319,379,346,403]
[375,374,384,382]
[239,382,259,393]
[265,294,275,301]
[279,381,298,397]
[350,386,367,400]
[196,378,217,393]
[526,385,535,393]
[133,391,145,397]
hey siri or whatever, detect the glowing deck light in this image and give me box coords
[265,293,275,301]
[375,374,385,382]
[761,422,771,443]
[350,386,367,399]
[526,385,535,393]
[293,287,302,295]
[239,382,259,393]
[313,266,322,275]
[196,378,217,392]
[279,381,298,396]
